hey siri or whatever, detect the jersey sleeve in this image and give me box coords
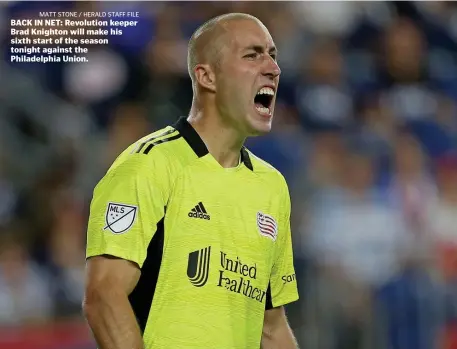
[266,177,299,309]
[86,152,171,268]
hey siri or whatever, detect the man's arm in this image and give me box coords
[261,306,299,349]
[82,255,143,349]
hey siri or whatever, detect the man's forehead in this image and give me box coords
[223,19,275,51]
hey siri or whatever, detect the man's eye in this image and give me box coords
[270,54,277,60]
[244,53,258,59]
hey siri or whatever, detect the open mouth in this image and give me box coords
[254,87,274,115]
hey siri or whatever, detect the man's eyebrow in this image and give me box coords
[245,45,278,54]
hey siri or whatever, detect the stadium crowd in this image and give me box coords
[1,1,457,348]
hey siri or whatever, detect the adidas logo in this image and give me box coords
[188,202,210,220]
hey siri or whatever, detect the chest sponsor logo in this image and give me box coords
[104,202,137,234]
[187,246,211,287]
[257,212,278,241]
[217,252,267,303]
[187,246,267,304]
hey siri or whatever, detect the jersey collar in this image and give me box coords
[173,117,254,171]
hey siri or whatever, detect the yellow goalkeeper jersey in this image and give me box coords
[86,117,299,349]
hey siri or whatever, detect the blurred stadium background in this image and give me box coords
[1,1,457,348]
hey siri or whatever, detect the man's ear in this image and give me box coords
[194,64,216,92]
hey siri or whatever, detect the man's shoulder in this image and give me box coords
[132,126,184,157]
[107,125,190,177]
[245,148,287,187]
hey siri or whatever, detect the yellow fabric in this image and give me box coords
[86,122,298,349]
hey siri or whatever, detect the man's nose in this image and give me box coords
[263,57,281,79]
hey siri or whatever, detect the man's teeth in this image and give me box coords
[255,106,270,114]
[257,87,274,96]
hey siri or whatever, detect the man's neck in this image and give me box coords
[187,110,245,168]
